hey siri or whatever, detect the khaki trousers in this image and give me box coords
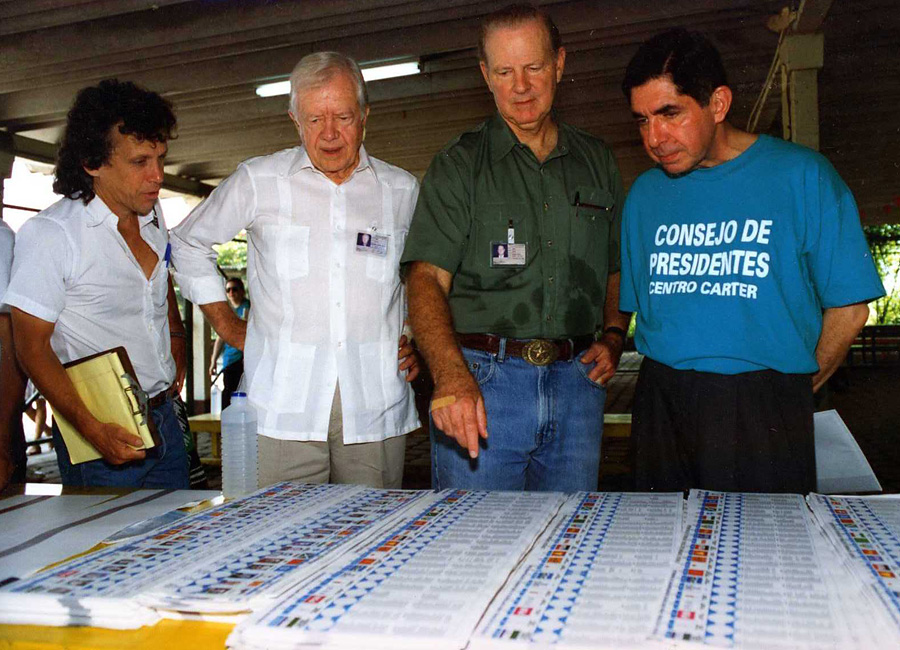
[257,384,406,489]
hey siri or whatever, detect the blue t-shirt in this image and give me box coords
[620,135,884,374]
[221,299,249,368]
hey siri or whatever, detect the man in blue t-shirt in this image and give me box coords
[209,277,250,409]
[619,29,885,493]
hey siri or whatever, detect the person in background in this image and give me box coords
[209,276,250,409]
[24,388,53,456]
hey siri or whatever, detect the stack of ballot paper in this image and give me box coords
[0,489,218,583]
[227,490,567,650]
[807,494,900,643]
[470,492,683,650]
[652,490,900,650]
[6,485,900,647]
[140,486,430,616]
[0,483,421,628]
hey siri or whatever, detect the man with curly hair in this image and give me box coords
[3,79,189,488]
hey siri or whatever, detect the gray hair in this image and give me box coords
[289,52,368,115]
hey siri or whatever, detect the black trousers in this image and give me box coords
[222,359,244,410]
[632,357,816,494]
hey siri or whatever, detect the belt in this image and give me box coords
[457,333,594,366]
[147,385,173,409]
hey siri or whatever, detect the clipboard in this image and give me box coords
[54,347,161,464]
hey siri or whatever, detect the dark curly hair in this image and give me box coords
[53,79,176,203]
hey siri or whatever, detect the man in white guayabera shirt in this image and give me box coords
[171,52,420,489]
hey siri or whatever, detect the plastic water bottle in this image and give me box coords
[210,383,222,416]
[220,392,258,498]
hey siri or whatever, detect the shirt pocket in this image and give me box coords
[261,224,310,280]
[366,229,405,283]
[250,338,316,414]
[570,186,614,261]
[472,202,531,285]
[359,340,408,410]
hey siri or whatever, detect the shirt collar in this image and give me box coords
[488,114,520,163]
[488,113,570,164]
[84,195,114,227]
[84,196,160,229]
[287,144,375,183]
[139,208,160,230]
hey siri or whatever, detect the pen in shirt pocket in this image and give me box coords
[164,243,172,269]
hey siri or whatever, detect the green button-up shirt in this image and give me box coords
[401,114,625,338]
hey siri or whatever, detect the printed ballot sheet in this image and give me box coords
[141,487,429,614]
[0,490,219,583]
[807,494,900,640]
[229,489,566,650]
[652,491,859,650]
[471,492,683,650]
[0,483,380,628]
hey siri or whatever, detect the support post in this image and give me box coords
[780,33,824,151]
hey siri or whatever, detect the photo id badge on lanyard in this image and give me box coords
[356,231,389,256]
[491,219,526,267]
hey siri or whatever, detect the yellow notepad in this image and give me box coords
[55,348,158,464]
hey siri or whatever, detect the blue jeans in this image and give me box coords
[431,345,606,492]
[53,397,190,489]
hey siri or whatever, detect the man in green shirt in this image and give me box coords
[402,3,631,491]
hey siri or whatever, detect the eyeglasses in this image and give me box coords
[226,287,241,293]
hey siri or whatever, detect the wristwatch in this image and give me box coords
[602,326,627,340]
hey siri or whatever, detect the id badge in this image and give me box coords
[491,241,526,267]
[356,232,389,256]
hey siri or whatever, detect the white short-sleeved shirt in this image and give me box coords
[171,145,421,442]
[4,196,175,395]
[0,220,14,314]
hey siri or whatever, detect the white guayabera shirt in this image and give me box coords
[171,145,421,442]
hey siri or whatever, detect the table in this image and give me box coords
[2,484,899,649]
[0,485,227,648]
[0,619,232,650]
[189,413,221,466]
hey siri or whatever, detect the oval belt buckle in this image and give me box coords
[522,339,558,366]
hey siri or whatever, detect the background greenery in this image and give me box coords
[864,224,900,324]
[214,237,248,271]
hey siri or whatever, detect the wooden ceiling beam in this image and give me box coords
[1,132,214,196]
